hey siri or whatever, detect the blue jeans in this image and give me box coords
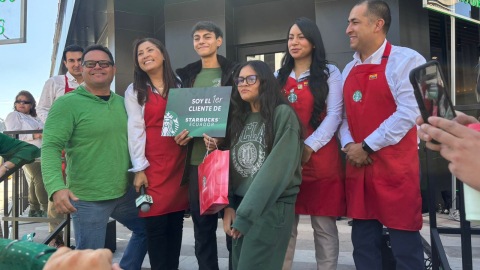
[71,186,147,270]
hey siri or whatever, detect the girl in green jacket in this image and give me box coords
[223,60,304,270]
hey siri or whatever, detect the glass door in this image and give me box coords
[237,42,286,72]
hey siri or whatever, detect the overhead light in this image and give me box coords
[464,26,467,29]
[432,56,438,59]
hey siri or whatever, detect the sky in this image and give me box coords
[0,0,59,122]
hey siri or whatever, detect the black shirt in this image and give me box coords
[96,95,110,101]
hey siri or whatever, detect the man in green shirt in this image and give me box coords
[41,45,147,270]
[176,21,238,270]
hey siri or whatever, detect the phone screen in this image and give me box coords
[410,61,455,121]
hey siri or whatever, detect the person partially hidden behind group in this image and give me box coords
[223,60,303,270]
[5,91,48,218]
[125,37,189,270]
[276,17,346,270]
[37,44,85,248]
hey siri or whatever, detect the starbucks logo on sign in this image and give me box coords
[162,111,180,136]
[353,91,362,102]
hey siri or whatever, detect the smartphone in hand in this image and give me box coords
[409,60,456,144]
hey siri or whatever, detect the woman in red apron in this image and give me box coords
[125,38,189,270]
[277,18,346,270]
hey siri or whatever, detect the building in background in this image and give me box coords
[51,0,480,210]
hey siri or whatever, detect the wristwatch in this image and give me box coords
[362,141,374,154]
[3,163,9,171]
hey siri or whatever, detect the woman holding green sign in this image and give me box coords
[223,60,303,270]
[125,37,189,270]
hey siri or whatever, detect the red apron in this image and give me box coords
[141,87,189,217]
[283,77,346,217]
[64,75,76,93]
[343,42,422,231]
[62,75,76,179]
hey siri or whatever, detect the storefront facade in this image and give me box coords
[51,0,480,210]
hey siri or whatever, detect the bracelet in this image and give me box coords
[3,163,10,171]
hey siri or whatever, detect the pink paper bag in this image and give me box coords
[198,149,230,215]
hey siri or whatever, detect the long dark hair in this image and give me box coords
[277,17,330,130]
[14,90,37,117]
[133,38,181,105]
[230,61,303,153]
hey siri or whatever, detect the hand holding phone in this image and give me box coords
[410,60,456,144]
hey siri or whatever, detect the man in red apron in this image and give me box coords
[37,44,84,248]
[37,45,84,123]
[339,1,425,269]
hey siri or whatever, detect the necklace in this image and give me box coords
[153,82,164,92]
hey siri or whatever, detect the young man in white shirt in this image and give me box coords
[37,44,84,248]
[37,45,84,123]
[339,1,425,269]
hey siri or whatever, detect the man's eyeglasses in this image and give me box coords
[82,60,114,68]
[235,75,258,86]
[15,100,32,105]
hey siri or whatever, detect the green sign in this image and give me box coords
[161,86,232,137]
[424,0,480,25]
[458,0,480,7]
[0,0,26,45]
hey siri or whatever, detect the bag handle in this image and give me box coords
[203,135,219,163]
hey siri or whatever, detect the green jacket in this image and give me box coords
[0,133,40,166]
[41,86,130,201]
[229,104,303,236]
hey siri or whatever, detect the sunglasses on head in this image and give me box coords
[82,60,114,68]
[15,100,32,105]
[234,75,258,86]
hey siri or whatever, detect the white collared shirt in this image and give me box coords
[125,83,150,173]
[5,111,44,148]
[338,39,425,150]
[37,71,84,123]
[275,64,344,152]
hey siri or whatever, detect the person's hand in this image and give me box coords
[363,156,373,166]
[174,129,193,146]
[419,116,480,191]
[223,207,236,236]
[0,165,6,179]
[203,134,224,151]
[33,133,43,139]
[52,189,79,214]
[0,161,15,178]
[342,143,368,167]
[416,115,440,151]
[43,247,122,270]
[301,145,314,165]
[452,111,479,126]
[133,171,148,193]
[231,228,243,239]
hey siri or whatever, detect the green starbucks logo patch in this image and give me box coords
[288,92,297,103]
[353,91,362,102]
[161,111,180,136]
